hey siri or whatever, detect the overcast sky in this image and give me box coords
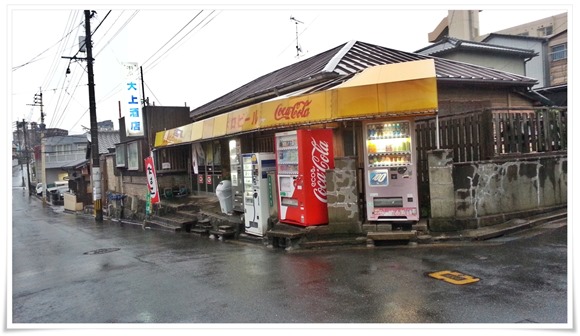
[6,4,572,136]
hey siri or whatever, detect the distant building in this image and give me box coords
[425,10,567,100]
[97,120,114,131]
[415,36,537,78]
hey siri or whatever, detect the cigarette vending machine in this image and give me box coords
[229,139,244,213]
[275,129,334,226]
[363,119,419,223]
[242,152,276,236]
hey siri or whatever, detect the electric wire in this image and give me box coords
[40,10,80,93]
[39,12,85,124]
[140,10,204,69]
[93,10,140,58]
[144,81,162,105]
[11,15,83,72]
[52,10,117,131]
[145,10,219,73]
[94,10,220,111]
[93,10,127,57]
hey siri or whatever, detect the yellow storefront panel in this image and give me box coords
[378,77,438,114]
[190,121,203,141]
[260,91,330,128]
[202,117,214,139]
[335,85,380,118]
[154,123,193,147]
[226,106,260,134]
[212,114,228,137]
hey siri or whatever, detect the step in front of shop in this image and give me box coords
[366,230,417,246]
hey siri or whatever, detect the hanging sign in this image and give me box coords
[123,62,144,136]
[144,156,160,204]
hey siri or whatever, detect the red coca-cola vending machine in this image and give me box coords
[275,129,334,226]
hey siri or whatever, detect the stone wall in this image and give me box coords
[326,157,361,234]
[428,149,567,231]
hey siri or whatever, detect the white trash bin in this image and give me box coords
[215,180,233,214]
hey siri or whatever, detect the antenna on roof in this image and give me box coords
[290,16,304,57]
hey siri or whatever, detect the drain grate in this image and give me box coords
[84,248,120,255]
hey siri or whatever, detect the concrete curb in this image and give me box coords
[425,209,567,243]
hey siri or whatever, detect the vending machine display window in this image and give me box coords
[366,121,412,167]
[363,120,419,223]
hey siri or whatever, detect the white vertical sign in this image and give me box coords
[123,62,144,136]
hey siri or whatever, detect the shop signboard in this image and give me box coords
[122,62,144,136]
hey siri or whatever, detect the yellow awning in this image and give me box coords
[335,59,436,89]
[154,59,438,148]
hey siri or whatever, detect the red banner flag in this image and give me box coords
[144,156,160,204]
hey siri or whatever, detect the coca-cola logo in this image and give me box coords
[274,100,311,120]
[310,137,330,203]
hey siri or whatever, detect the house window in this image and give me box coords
[127,142,140,170]
[550,43,567,61]
[537,26,553,36]
[116,144,127,168]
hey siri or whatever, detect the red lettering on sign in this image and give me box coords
[310,137,330,203]
[274,100,311,121]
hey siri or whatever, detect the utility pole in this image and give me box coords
[62,10,101,220]
[85,10,103,222]
[29,88,46,204]
[21,119,32,196]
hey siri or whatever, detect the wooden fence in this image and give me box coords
[415,107,567,214]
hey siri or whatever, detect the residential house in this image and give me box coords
[41,134,88,185]
[426,10,567,96]
[414,36,537,78]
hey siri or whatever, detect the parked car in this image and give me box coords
[35,183,43,196]
[37,181,69,199]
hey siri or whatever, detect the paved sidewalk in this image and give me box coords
[422,207,567,243]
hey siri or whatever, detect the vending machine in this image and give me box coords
[242,152,276,236]
[275,129,334,226]
[228,139,244,213]
[363,119,419,223]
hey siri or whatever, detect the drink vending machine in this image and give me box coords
[228,139,244,213]
[363,119,419,223]
[275,129,334,226]
[242,152,276,236]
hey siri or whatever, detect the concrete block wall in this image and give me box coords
[428,149,567,232]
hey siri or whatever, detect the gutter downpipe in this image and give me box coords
[436,113,440,149]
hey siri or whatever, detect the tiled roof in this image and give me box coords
[44,135,87,146]
[190,40,538,120]
[45,158,88,170]
[480,33,549,43]
[96,130,120,154]
[415,37,537,57]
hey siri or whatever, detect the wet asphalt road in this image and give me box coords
[10,166,569,325]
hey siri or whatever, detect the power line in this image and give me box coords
[51,10,112,131]
[145,10,219,73]
[144,81,162,105]
[93,10,140,58]
[93,10,126,57]
[141,10,204,68]
[12,18,84,72]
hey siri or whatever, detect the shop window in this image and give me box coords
[550,43,567,61]
[127,141,141,170]
[116,143,127,168]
